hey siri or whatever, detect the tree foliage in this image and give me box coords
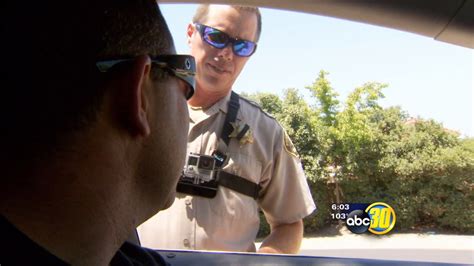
[247,70,474,235]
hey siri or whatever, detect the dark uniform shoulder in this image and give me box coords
[237,94,277,121]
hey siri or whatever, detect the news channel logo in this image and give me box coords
[345,202,396,235]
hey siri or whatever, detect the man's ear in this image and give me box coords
[113,55,153,138]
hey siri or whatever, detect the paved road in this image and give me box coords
[296,233,473,264]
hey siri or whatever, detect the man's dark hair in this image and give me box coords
[1,0,173,162]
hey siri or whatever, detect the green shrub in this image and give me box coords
[253,73,474,236]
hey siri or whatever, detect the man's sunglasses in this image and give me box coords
[195,23,257,57]
[96,55,196,100]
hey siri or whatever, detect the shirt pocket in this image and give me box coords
[208,152,262,218]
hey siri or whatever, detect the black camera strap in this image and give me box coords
[216,91,261,200]
[221,91,241,146]
[177,91,261,200]
[218,171,260,199]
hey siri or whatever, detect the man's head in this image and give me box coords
[1,0,192,220]
[187,4,261,98]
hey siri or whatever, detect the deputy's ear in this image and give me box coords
[113,55,152,138]
[186,23,195,48]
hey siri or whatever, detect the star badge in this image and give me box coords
[229,122,246,138]
[239,129,254,145]
[229,121,253,145]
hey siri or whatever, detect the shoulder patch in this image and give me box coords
[283,130,299,158]
[238,94,277,120]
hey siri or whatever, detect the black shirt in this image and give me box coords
[0,215,166,265]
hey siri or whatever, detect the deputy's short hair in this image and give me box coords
[192,4,262,42]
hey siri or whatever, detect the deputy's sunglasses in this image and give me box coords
[195,23,257,57]
[96,55,196,100]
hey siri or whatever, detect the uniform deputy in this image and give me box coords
[138,4,316,254]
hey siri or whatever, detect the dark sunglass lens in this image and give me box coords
[233,41,256,57]
[173,73,194,100]
[203,27,228,48]
[185,86,194,100]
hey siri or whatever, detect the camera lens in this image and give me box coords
[198,156,214,170]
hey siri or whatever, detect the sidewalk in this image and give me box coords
[301,232,473,250]
[256,231,473,264]
[298,232,474,264]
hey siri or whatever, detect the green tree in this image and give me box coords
[248,70,474,235]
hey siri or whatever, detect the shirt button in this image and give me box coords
[185,199,192,206]
[183,239,190,247]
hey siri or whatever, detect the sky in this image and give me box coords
[161,4,473,137]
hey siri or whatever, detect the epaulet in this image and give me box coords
[238,94,277,121]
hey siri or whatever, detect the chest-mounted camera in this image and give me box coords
[177,152,225,198]
[183,153,216,183]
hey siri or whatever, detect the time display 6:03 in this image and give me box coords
[331,203,350,211]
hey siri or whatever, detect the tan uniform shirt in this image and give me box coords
[138,92,316,252]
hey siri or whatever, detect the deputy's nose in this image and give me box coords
[216,45,233,61]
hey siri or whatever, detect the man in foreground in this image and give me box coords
[138,4,316,254]
[1,0,195,265]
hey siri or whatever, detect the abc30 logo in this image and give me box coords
[346,202,396,235]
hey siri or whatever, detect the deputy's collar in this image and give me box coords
[188,91,240,124]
